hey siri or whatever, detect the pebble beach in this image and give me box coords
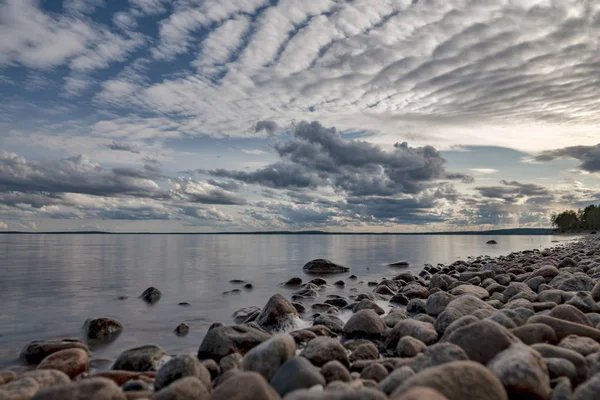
[3,235,600,399]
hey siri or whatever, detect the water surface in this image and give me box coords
[0,233,572,366]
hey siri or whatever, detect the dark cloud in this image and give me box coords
[254,120,279,136]
[107,140,140,154]
[533,144,600,172]
[0,152,161,198]
[212,121,472,197]
[475,180,551,203]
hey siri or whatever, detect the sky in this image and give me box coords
[1,0,600,232]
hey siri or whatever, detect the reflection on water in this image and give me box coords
[0,233,570,366]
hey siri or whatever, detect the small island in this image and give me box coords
[552,204,600,233]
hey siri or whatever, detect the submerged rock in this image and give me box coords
[139,287,162,304]
[20,339,88,365]
[112,345,167,372]
[303,259,349,274]
[82,318,123,343]
[256,294,299,332]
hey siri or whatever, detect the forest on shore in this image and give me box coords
[552,205,600,233]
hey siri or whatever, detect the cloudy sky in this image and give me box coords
[1,0,600,232]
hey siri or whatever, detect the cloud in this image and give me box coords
[213,121,472,196]
[470,168,498,174]
[0,221,7,229]
[475,180,552,204]
[254,120,280,136]
[533,144,600,173]
[107,141,141,154]
[241,149,268,155]
[169,178,247,205]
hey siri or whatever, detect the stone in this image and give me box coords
[390,294,410,305]
[434,295,496,334]
[121,380,151,392]
[425,292,454,317]
[140,287,162,304]
[391,361,508,400]
[270,357,325,397]
[449,285,489,300]
[390,260,410,267]
[374,285,396,296]
[510,323,558,345]
[300,337,349,367]
[284,277,303,287]
[539,290,564,304]
[545,357,577,381]
[394,387,449,400]
[591,280,600,301]
[343,310,386,339]
[37,348,88,378]
[321,361,351,383]
[349,343,379,362]
[380,366,416,396]
[386,319,438,348]
[573,373,600,400]
[1,370,70,399]
[444,320,518,365]
[503,282,537,303]
[292,303,307,314]
[487,240,498,244]
[304,325,337,338]
[407,299,427,315]
[82,317,123,342]
[241,334,296,381]
[232,306,262,324]
[256,294,299,332]
[219,353,242,373]
[154,355,211,391]
[566,292,600,313]
[153,376,210,400]
[528,315,600,341]
[313,314,345,334]
[410,343,469,373]
[396,337,426,358]
[20,339,88,365]
[531,344,588,385]
[360,364,388,383]
[92,371,155,386]
[550,378,572,400]
[290,329,318,346]
[383,308,409,327]
[558,334,600,356]
[549,304,593,326]
[325,298,349,308]
[353,299,385,315]
[558,275,595,292]
[0,371,16,385]
[312,303,340,314]
[303,259,349,274]
[403,283,430,300]
[487,343,550,400]
[113,345,167,372]
[30,379,126,400]
[174,323,190,337]
[197,325,271,362]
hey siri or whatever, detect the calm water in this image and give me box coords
[0,234,573,367]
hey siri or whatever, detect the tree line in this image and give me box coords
[552,205,600,232]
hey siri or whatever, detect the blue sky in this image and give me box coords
[1,0,600,232]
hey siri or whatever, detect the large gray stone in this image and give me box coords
[112,344,167,372]
[241,334,296,381]
[197,325,271,362]
[300,337,349,367]
[256,294,299,332]
[154,355,211,391]
[270,357,325,397]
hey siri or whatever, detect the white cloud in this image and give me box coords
[0,221,7,229]
[470,168,499,175]
[241,149,267,155]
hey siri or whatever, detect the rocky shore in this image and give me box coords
[4,236,600,399]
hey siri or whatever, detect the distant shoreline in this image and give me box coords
[0,228,558,235]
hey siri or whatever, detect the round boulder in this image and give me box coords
[139,286,162,304]
[242,334,296,381]
[37,348,88,378]
[300,337,349,367]
[256,294,299,332]
[343,309,386,339]
[197,325,271,362]
[303,259,349,274]
[154,355,211,391]
[112,345,167,372]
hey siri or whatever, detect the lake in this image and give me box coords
[0,233,573,368]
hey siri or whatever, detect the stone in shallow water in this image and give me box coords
[139,286,161,304]
[20,339,88,365]
[112,345,167,372]
[303,259,349,274]
[353,299,385,315]
[82,317,123,343]
[313,314,345,334]
[256,294,299,332]
[174,323,190,337]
